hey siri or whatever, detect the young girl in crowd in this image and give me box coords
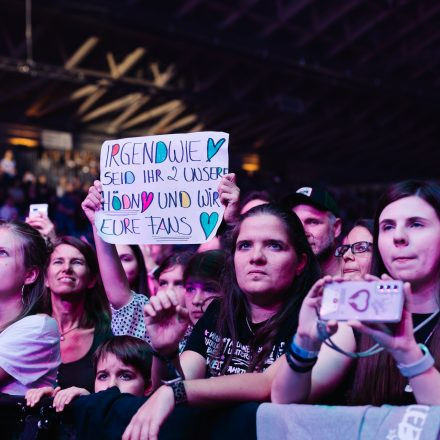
[25,335,152,410]
[41,236,112,392]
[336,219,373,280]
[271,180,440,406]
[116,245,150,297]
[175,250,226,352]
[0,221,60,395]
[122,203,327,439]
[154,252,192,296]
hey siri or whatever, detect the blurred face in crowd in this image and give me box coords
[184,278,222,325]
[45,244,95,295]
[116,245,139,287]
[338,226,373,280]
[234,214,306,305]
[94,353,148,396]
[293,204,341,260]
[157,264,185,295]
[149,244,173,265]
[378,196,440,290]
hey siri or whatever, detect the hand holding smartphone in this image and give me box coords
[320,280,404,323]
[29,204,49,218]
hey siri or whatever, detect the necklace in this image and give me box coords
[245,316,255,335]
[59,325,79,341]
[404,310,439,393]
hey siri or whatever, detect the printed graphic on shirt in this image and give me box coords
[204,329,285,375]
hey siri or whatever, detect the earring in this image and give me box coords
[21,285,26,305]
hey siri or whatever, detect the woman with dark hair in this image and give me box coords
[0,221,60,395]
[336,219,374,280]
[154,252,192,295]
[272,180,440,406]
[116,245,149,297]
[41,236,112,392]
[183,250,226,326]
[122,203,322,438]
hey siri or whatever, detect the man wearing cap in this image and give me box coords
[283,186,342,276]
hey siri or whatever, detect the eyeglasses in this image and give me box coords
[335,241,372,257]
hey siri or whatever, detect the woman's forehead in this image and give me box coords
[52,243,85,259]
[344,226,372,244]
[379,196,438,222]
[238,214,288,238]
[0,227,22,253]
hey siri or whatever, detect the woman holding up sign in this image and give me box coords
[82,181,152,343]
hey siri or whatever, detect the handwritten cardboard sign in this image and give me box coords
[95,131,229,244]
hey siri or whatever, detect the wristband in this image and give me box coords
[285,351,317,373]
[288,346,317,364]
[291,333,320,360]
[396,344,435,378]
[162,378,188,405]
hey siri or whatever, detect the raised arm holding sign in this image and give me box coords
[95,131,229,245]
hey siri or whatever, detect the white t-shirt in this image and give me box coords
[0,314,61,395]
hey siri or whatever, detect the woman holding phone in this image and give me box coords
[271,180,440,406]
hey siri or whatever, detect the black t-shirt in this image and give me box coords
[184,301,294,377]
[57,328,113,392]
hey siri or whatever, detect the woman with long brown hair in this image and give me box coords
[272,180,440,406]
[41,236,112,392]
[122,202,322,439]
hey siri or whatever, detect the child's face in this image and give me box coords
[184,277,222,325]
[94,353,147,397]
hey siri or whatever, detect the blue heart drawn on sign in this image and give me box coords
[207,138,226,162]
[200,212,219,239]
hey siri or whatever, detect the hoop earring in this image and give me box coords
[21,285,26,305]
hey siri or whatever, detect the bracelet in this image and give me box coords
[291,333,320,360]
[288,346,318,364]
[285,351,317,373]
[396,344,435,378]
[162,378,188,405]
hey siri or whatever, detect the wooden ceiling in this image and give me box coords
[1,0,439,184]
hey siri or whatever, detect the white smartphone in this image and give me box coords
[29,203,49,218]
[320,280,404,323]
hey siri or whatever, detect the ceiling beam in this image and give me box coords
[359,3,440,65]
[80,93,144,123]
[218,0,261,29]
[120,100,183,130]
[260,0,314,37]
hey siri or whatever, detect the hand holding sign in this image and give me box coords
[81,180,103,224]
[95,131,229,245]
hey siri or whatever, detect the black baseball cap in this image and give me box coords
[281,186,340,217]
